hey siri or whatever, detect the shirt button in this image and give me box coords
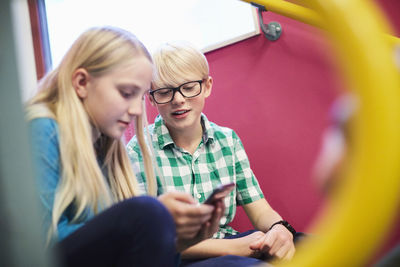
[197,193,201,199]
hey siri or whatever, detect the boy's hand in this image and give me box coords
[249,224,295,260]
[158,191,223,252]
[224,231,265,258]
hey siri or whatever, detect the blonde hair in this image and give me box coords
[26,26,157,242]
[152,42,209,89]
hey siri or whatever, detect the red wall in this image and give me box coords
[124,0,400,261]
[203,13,338,233]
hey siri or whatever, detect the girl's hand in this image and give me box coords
[178,200,225,251]
[158,191,222,252]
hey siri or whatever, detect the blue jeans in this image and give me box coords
[56,196,177,267]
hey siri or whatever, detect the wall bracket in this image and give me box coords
[251,2,282,41]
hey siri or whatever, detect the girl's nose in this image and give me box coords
[128,99,143,116]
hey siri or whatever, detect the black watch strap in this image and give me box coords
[269,220,296,237]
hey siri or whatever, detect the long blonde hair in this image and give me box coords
[26,26,157,242]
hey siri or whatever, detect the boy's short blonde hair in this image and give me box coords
[152,42,209,89]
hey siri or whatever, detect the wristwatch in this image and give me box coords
[269,220,296,237]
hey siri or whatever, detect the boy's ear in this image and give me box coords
[72,68,90,99]
[203,76,213,98]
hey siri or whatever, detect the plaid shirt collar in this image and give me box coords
[153,113,215,150]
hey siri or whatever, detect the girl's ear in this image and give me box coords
[203,76,213,98]
[72,68,90,99]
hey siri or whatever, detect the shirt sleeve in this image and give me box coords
[232,131,264,205]
[126,137,149,195]
[29,118,83,242]
[126,136,165,196]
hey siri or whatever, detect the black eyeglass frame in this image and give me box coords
[149,80,204,104]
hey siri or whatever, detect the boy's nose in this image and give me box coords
[172,90,185,104]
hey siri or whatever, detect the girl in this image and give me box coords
[27,26,222,267]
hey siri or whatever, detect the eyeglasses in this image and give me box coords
[149,80,203,104]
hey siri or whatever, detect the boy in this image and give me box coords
[127,42,296,265]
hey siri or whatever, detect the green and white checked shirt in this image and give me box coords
[126,114,264,238]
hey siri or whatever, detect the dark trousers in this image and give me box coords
[56,196,177,267]
[180,230,306,267]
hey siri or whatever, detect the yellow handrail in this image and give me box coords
[387,33,400,48]
[242,0,400,47]
[241,0,323,28]
[241,0,400,266]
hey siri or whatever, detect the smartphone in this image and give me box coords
[203,182,235,205]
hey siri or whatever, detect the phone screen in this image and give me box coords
[203,182,235,204]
